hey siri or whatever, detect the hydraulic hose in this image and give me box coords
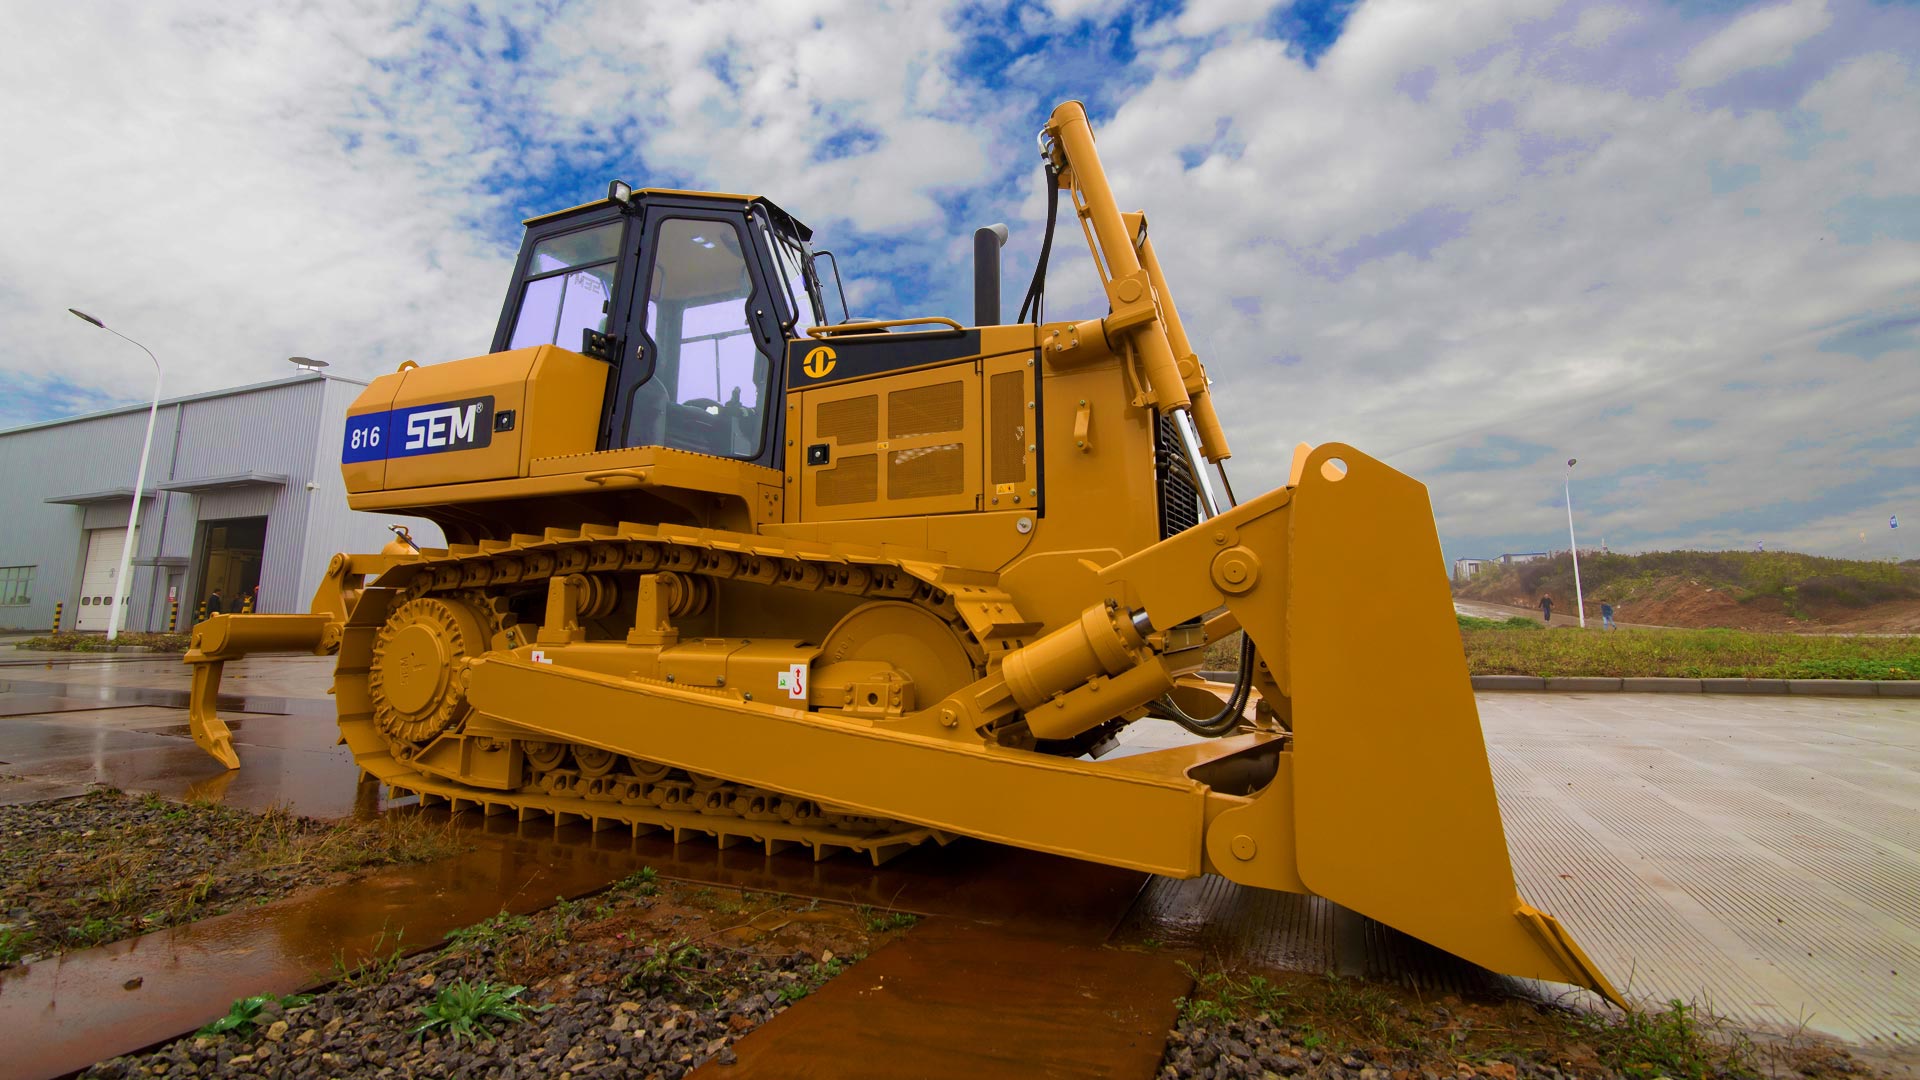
[1159,634,1256,737]
[1016,164,1060,324]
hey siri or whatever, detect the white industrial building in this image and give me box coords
[0,372,440,633]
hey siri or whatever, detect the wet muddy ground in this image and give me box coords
[0,788,460,967]
[80,870,911,1080]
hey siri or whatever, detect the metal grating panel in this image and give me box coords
[817,396,878,445]
[989,371,1026,486]
[889,444,965,500]
[888,382,965,439]
[1155,413,1200,538]
[816,453,878,506]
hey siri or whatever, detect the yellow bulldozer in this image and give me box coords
[184,101,1621,1005]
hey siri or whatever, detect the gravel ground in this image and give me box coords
[1152,970,1877,1080]
[0,787,462,967]
[82,870,907,1079]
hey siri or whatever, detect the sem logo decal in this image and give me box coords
[342,395,495,464]
[802,346,837,379]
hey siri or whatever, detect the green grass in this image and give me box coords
[0,927,27,965]
[1458,614,1542,631]
[1177,965,1291,1026]
[1583,999,1751,1080]
[197,993,312,1038]
[1462,626,1918,679]
[331,926,407,987]
[615,866,660,895]
[855,905,919,933]
[412,980,536,1044]
[444,911,534,951]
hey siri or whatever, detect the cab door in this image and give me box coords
[608,201,790,467]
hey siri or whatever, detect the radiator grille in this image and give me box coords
[816,454,878,506]
[888,381,965,438]
[817,396,878,445]
[988,371,1026,486]
[889,443,965,500]
[1156,413,1201,539]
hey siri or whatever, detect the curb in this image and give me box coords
[1202,671,1918,698]
[1470,674,1920,698]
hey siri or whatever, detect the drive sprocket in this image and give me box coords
[367,596,490,746]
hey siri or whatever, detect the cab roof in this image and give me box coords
[523,188,813,241]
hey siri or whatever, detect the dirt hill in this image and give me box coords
[1455,549,1920,632]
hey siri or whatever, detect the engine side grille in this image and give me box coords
[888,381,965,438]
[817,395,879,445]
[889,443,965,499]
[1155,412,1201,539]
[988,370,1026,486]
[816,453,878,506]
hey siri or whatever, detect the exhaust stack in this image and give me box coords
[974,223,1008,326]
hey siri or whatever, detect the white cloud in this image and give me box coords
[1569,4,1635,47]
[1062,1,1919,561]
[1678,0,1833,89]
[1173,0,1288,38]
[0,0,998,401]
[1039,0,1131,23]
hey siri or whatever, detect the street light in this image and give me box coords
[1565,457,1586,629]
[68,309,162,642]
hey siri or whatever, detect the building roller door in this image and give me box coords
[75,527,128,632]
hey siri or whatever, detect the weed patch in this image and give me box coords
[197,993,311,1038]
[412,980,536,1044]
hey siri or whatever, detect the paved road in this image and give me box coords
[1481,691,1918,1052]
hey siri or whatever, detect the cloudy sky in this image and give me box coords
[4,0,1916,566]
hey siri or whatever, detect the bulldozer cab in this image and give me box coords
[489,190,824,471]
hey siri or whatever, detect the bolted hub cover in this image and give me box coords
[369,597,488,746]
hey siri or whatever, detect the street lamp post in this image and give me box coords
[68,309,162,642]
[1565,457,1586,629]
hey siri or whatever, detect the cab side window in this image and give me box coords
[508,223,621,351]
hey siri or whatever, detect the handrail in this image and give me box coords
[583,469,653,485]
[806,316,965,339]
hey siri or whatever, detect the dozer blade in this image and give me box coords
[1275,444,1621,1005]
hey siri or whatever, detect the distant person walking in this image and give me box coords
[1601,601,1615,630]
[1539,595,1553,623]
[206,589,224,615]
